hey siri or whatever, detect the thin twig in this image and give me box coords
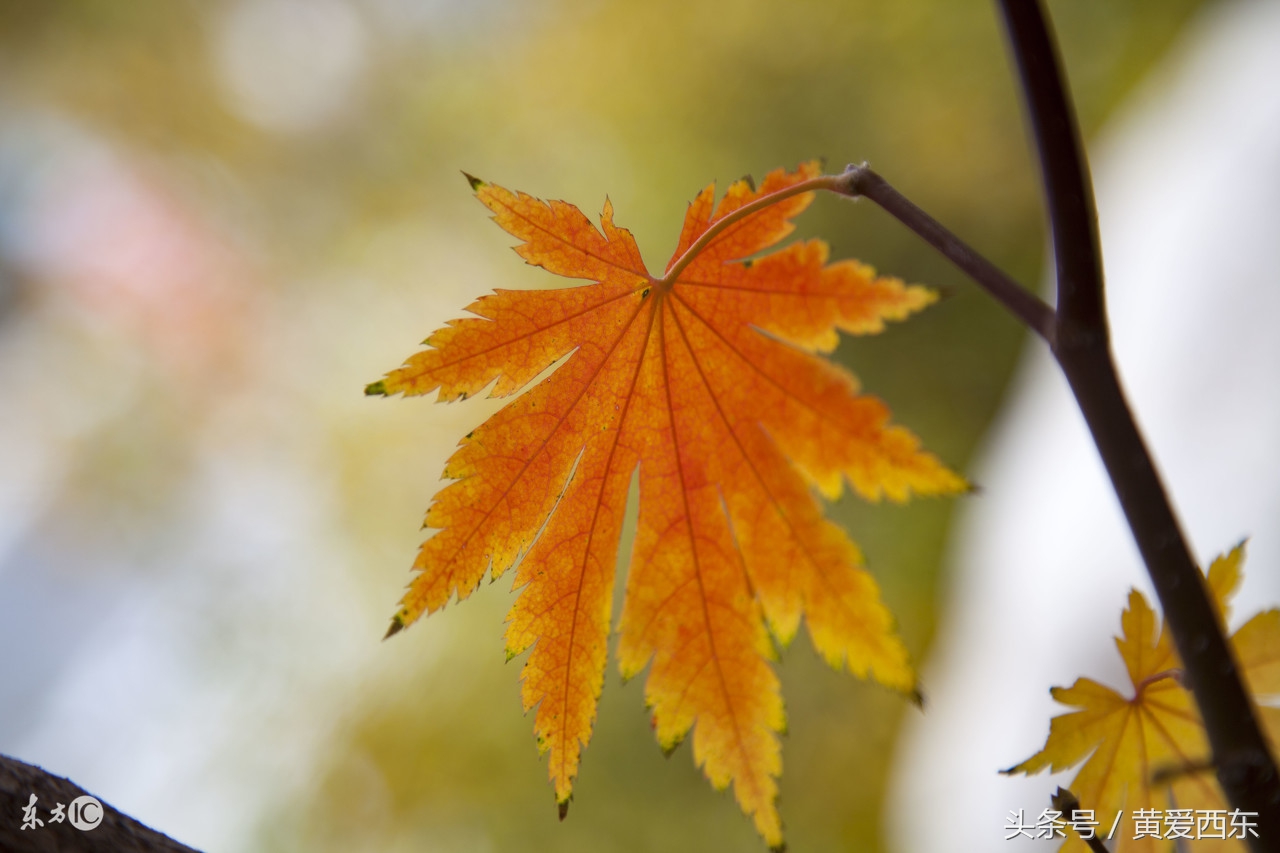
[831,164,1056,341]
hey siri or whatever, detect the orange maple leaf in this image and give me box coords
[1005,543,1280,853]
[367,161,965,847]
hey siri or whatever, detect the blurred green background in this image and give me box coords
[0,1,1215,850]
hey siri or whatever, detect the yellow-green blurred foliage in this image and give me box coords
[0,0,1213,850]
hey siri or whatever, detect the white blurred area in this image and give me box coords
[888,0,1280,849]
[214,0,368,134]
[0,5,501,848]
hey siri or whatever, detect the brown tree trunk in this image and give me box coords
[0,753,200,853]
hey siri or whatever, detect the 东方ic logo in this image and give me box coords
[68,796,103,831]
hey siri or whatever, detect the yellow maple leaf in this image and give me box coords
[1006,543,1280,852]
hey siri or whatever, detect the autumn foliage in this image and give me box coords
[1007,544,1280,852]
[368,161,964,846]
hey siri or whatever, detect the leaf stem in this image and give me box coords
[658,175,841,289]
[1133,668,1183,697]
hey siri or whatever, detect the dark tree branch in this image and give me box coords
[997,0,1280,844]
[834,2,1280,847]
[995,1,1280,848]
[996,0,1105,339]
[1,753,201,853]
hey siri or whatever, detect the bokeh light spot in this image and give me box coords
[213,0,368,134]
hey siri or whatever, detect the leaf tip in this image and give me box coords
[769,842,788,853]
[365,380,388,396]
[999,754,1039,776]
[463,171,486,192]
[658,729,686,758]
[909,686,926,710]
[558,798,570,821]
[383,614,405,640]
